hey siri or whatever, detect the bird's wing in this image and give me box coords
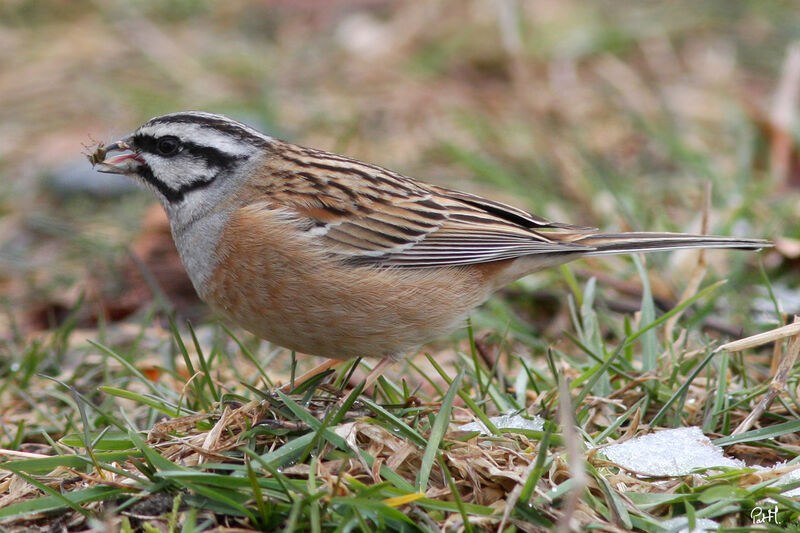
[259,143,593,268]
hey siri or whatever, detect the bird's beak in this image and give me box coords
[92,137,143,175]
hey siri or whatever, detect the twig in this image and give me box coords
[731,316,800,435]
[556,375,585,533]
[720,319,800,352]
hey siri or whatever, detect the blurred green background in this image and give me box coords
[1,0,797,342]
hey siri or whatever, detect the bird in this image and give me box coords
[90,111,769,389]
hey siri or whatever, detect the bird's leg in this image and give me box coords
[278,358,342,393]
[359,357,394,392]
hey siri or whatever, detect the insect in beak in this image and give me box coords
[88,138,143,174]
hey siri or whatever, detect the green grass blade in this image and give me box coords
[416,370,462,492]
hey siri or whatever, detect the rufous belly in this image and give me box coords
[203,207,496,360]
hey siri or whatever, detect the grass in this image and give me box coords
[1,259,798,531]
[2,0,800,531]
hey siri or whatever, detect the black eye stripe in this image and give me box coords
[184,143,244,169]
[132,134,246,169]
[131,133,247,204]
[131,134,151,153]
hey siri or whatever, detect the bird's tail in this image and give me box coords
[571,232,770,256]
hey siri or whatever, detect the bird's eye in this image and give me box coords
[156,136,181,156]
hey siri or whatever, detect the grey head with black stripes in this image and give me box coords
[97,111,275,293]
[101,111,271,220]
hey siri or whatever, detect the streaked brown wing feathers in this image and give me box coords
[261,141,593,267]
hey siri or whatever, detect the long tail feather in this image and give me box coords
[573,232,770,256]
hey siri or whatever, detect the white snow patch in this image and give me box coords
[602,427,745,476]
